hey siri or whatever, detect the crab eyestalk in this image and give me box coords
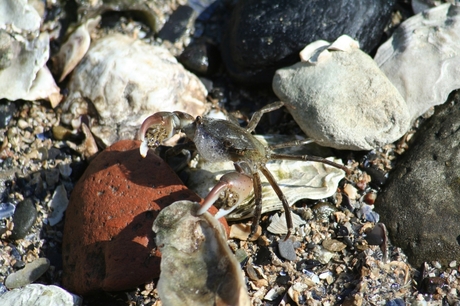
[138,111,195,157]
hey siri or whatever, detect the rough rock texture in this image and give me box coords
[62,140,226,295]
[375,4,460,121]
[375,92,460,267]
[60,33,207,146]
[221,0,396,83]
[273,37,410,150]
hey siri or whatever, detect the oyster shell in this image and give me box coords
[152,200,250,306]
[374,4,460,120]
[60,33,207,146]
[0,0,61,106]
[187,135,346,220]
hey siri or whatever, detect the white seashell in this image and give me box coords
[299,35,359,64]
[374,4,460,121]
[267,212,306,235]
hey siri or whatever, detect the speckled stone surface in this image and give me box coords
[62,140,227,295]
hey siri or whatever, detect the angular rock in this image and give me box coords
[62,140,226,295]
[375,4,460,121]
[273,36,410,150]
[221,0,396,83]
[0,284,81,306]
[5,258,50,289]
[375,93,460,267]
[60,33,207,146]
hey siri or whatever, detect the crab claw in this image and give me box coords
[138,111,194,157]
[197,172,253,219]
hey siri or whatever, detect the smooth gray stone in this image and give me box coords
[375,92,460,267]
[5,258,50,289]
[11,198,37,240]
[0,284,81,306]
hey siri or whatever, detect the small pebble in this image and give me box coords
[10,198,37,240]
[386,298,406,306]
[278,239,297,261]
[322,239,347,252]
[311,202,337,220]
[296,259,321,271]
[254,245,271,265]
[420,277,446,294]
[276,274,290,286]
[365,224,385,246]
[5,258,50,289]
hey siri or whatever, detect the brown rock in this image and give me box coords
[62,140,227,295]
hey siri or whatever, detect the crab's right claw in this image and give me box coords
[137,112,178,157]
[197,172,253,218]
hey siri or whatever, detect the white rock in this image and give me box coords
[375,4,460,121]
[273,35,410,150]
[0,284,81,306]
[60,33,207,146]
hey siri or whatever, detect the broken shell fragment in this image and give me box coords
[273,35,410,150]
[374,4,460,121]
[52,17,100,82]
[152,200,250,306]
[267,212,306,235]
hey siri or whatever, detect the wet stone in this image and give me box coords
[10,198,37,240]
[5,258,50,289]
[365,224,385,246]
[221,0,395,83]
[278,239,297,261]
[179,39,220,76]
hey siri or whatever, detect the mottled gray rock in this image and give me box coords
[0,284,81,306]
[60,33,207,146]
[375,4,460,121]
[273,36,410,150]
[5,258,50,289]
[221,0,395,83]
[375,92,460,267]
[11,199,37,240]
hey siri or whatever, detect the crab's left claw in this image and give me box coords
[197,172,253,219]
[138,111,194,157]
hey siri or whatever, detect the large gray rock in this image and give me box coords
[375,92,460,267]
[273,36,410,150]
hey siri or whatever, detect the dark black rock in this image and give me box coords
[375,92,460,267]
[364,225,385,246]
[420,277,446,294]
[0,100,17,129]
[276,274,290,286]
[158,5,196,43]
[254,245,272,265]
[221,0,396,84]
[296,259,321,271]
[11,199,37,240]
[179,40,221,76]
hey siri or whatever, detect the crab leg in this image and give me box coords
[246,101,285,133]
[259,165,293,241]
[270,153,350,175]
[269,138,314,150]
[249,171,263,238]
[197,172,253,219]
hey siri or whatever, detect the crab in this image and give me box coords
[138,101,349,239]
